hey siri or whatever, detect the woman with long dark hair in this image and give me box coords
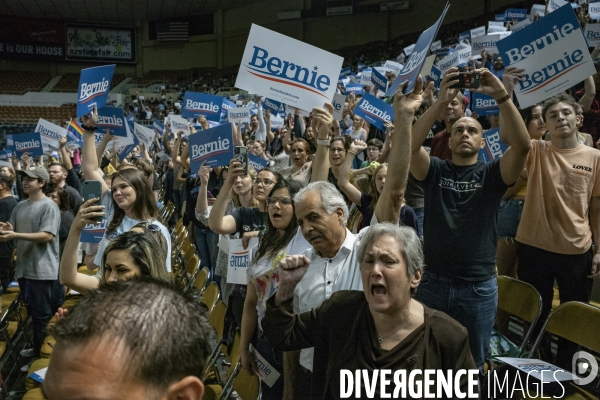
[46,186,74,258]
[71,106,171,293]
[240,179,310,399]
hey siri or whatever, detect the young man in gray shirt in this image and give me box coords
[0,167,60,370]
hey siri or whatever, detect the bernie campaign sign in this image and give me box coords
[428,65,442,88]
[505,8,527,21]
[153,119,165,134]
[188,123,234,171]
[353,93,394,131]
[438,51,459,72]
[13,132,44,157]
[370,69,388,93]
[471,26,486,39]
[228,108,252,124]
[263,98,283,115]
[472,93,499,116]
[182,92,223,122]
[133,123,155,150]
[168,115,189,133]
[96,106,128,137]
[387,2,449,96]
[331,93,346,120]
[248,154,268,171]
[345,84,364,95]
[496,3,595,108]
[547,0,570,13]
[590,3,600,20]
[6,135,14,152]
[80,218,107,244]
[584,24,600,47]
[478,128,508,162]
[35,118,67,150]
[236,24,343,113]
[76,65,115,118]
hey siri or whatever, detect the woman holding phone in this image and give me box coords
[71,106,171,293]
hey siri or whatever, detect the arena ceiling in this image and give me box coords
[0,0,264,23]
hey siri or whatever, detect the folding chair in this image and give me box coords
[229,367,261,400]
[182,253,202,290]
[524,302,600,399]
[203,330,243,400]
[491,276,543,359]
[202,301,229,383]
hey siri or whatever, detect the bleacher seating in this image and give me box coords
[0,71,51,95]
[51,73,126,92]
[0,104,76,124]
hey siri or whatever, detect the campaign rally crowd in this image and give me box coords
[2,1,600,399]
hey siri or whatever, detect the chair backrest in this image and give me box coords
[531,301,600,355]
[208,300,227,338]
[193,267,210,293]
[201,282,220,312]
[185,254,200,276]
[233,367,261,400]
[497,275,543,352]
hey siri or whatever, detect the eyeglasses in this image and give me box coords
[266,196,293,207]
[253,179,275,187]
[330,148,346,153]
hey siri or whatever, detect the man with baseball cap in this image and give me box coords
[0,166,60,371]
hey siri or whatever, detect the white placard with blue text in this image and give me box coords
[35,119,66,150]
[590,3,600,20]
[235,24,343,112]
[353,93,394,131]
[13,132,43,157]
[182,92,223,122]
[227,237,259,285]
[228,108,251,124]
[345,84,363,95]
[547,0,569,13]
[188,123,234,171]
[133,123,155,150]
[168,115,189,133]
[331,93,346,120]
[584,24,600,46]
[249,344,281,387]
[76,65,115,117]
[496,3,596,108]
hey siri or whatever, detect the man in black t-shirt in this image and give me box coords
[409,67,531,374]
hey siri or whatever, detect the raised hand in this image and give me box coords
[471,68,508,99]
[276,255,311,304]
[225,157,245,184]
[501,67,525,98]
[198,161,212,185]
[59,137,67,148]
[393,75,424,115]
[311,103,335,139]
[351,139,368,153]
[81,105,98,128]
[73,198,105,230]
[438,68,461,105]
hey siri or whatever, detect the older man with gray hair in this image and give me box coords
[276,79,425,396]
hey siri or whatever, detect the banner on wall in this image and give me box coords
[66,25,136,63]
[0,17,65,61]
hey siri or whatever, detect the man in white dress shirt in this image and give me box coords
[281,78,425,397]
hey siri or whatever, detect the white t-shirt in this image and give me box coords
[93,190,171,272]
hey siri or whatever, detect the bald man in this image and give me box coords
[409,68,531,374]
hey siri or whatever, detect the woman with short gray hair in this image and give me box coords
[262,222,476,399]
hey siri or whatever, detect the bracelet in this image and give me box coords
[316,138,330,147]
[347,150,357,156]
[495,93,511,105]
[82,124,98,131]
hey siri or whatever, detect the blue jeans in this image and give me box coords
[415,271,497,374]
[18,278,56,357]
[194,226,218,284]
[257,332,284,400]
[413,207,424,240]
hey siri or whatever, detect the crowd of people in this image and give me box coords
[1,4,600,400]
